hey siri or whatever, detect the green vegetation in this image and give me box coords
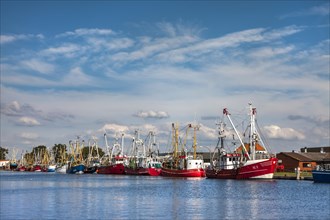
[81,146,105,160]
[52,144,68,163]
[0,147,9,160]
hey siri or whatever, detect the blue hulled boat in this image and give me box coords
[312,165,330,183]
[67,164,85,174]
[66,137,85,174]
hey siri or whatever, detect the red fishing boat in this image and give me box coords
[33,164,42,172]
[97,133,127,175]
[97,159,126,174]
[206,103,278,179]
[17,166,26,172]
[161,123,205,178]
[125,130,162,176]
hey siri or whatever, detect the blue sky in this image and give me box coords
[1,1,329,157]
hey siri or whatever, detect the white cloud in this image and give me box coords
[100,123,130,134]
[41,43,81,58]
[111,35,198,63]
[18,117,41,126]
[263,125,305,140]
[0,34,44,44]
[249,46,295,58]
[20,59,55,74]
[21,132,39,140]
[280,3,330,19]
[0,35,17,44]
[133,110,169,119]
[63,67,93,86]
[263,25,303,40]
[155,26,303,63]
[56,28,116,38]
[198,124,218,139]
[86,37,134,51]
[1,101,21,116]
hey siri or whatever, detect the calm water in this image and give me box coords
[0,171,329,220]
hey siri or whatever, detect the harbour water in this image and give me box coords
[0,171,329,219]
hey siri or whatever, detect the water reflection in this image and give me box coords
[1,172,329,219]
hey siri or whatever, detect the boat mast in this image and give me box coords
[223,108,251,160]
[79,139,84,163]
[95,137,100,160]
[152,131,159,156]
[104,133,112,161]
[69,141,75,162]
[219,121,225,150]
[249,103,256,160]
[147,131,152,155]
[192,124,199,160]
[172,123,179,159]
[182,124,191,156]
[121,133,125,157]
[88,139,92,166]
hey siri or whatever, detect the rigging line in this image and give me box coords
[256,120,273,153]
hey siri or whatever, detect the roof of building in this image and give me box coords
[235,143,266,153]
[300,146,330,153]
[277,152,330,162]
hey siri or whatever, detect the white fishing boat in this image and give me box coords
[161,123,205,178]
[56,164,68,173]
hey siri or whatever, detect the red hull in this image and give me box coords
[148,168,162,176]
[161,167,205,178]
[97,164,125,175]
[206,157,278,179]
[125,167,162,176]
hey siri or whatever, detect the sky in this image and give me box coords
[1,1,329,158]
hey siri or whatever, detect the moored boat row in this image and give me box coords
[6,103,286,180]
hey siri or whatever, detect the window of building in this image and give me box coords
[302,163,311,168]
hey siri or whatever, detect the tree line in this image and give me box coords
[0,144,105,164]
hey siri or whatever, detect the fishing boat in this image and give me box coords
[67,137,85,174]
[10,162,18,170]
[33,164,42,172]
[84,137,101,174]
[47,164,56,172]
[206,103,278,179]
[97,133,126,175]
[55,145,68,174]
[16,151,27,172]
[125,130,162,176]
[145,131,163,176]
[312,165,330,183]
[161,123,205,178]
[56,164,68,173]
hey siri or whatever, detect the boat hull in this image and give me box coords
[312,170,330,183]
[47,165,56,172]
[17,166,26,172]
[67,164,85,174]
[161,167,205,178]
[97,164,125,175]
[56,164,68,173]
[206,157,277,179]
[125,167,148,175]
[33,165,42,172]
[125,167,162,176]
[148,167,162,176]
[84,166,98,174]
